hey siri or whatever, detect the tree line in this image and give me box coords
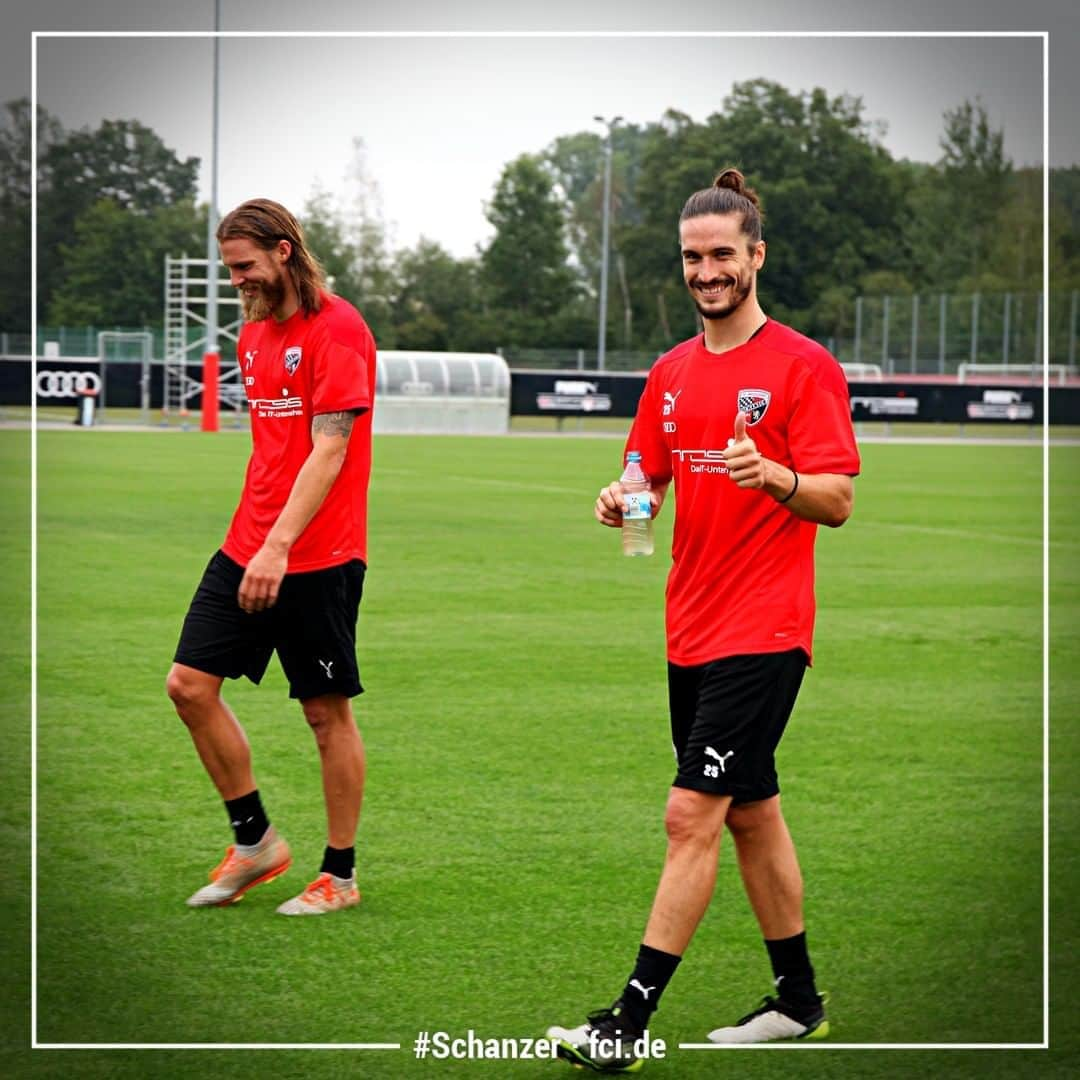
[2,81,1077,355]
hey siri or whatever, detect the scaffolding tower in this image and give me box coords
[163,254,244,417]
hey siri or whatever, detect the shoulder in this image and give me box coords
[760,320,848,396]
[308,293,375,352]
[647,334,700,381]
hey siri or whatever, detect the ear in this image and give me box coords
[275,238,292,264]
[753,240,766,271]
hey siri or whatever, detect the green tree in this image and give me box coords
[392,238,491,351]
[544,123,647,350]
[47,197,204,327]
[626,84,909,348]
[481,154,578,346]
[302,186,367,304]
[39,117,200,319]
[1049,166,1080,364]
[629,110,733,347]
[0,98,63,333]
[301,141,399,345]
[1050,167,1080,288]
[907,99,1013,290]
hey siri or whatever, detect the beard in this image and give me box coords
[691,272,753,321]
[240,272,287,322]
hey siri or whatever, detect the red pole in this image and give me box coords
[201,351,220,432]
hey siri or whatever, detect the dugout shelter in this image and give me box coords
[373,350,510,435]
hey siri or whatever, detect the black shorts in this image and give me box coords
[669,649,807,803]
[174,550,365,700]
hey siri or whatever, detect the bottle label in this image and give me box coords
[623,492,652,520]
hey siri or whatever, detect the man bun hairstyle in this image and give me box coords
[680,167,763,245]
[217,198,327,316]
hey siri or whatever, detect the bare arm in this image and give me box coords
[721,412,853,528]
[237,410,357,612]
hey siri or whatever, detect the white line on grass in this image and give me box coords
[677,1042,1049,1051]
[34,1043,403,1051]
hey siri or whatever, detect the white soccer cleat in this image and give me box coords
[707,995,829,1043]
[546,1001,644,1073]
[546,1020,591,1044]
[275,871,360,916]
[186,826,291,907]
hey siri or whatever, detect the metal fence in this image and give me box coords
[829,290,1077,376]
[501,290,1077,375]
[6,289,1078,376]
[495,347,657,372]
[1,326,167,359]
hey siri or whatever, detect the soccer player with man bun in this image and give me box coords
[167,199,376,916]
[548,169,860,1070]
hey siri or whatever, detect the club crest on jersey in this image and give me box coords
[737,388,771,426]
[284,346,302,375]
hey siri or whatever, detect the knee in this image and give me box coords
[301,696,352,746]
[664,789,724,849]
[725,797,782,841]
[166,665,218,721]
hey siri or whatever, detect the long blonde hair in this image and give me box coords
[217,199,327,316]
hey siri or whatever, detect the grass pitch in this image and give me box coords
[3,429,1077,1078]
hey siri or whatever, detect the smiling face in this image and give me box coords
[219,236,292,322]
[680,212,766,322]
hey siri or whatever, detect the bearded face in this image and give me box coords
[239,266,288,322]
[219,236,293,322]
[688,265,754,321]
[679,213,764,323]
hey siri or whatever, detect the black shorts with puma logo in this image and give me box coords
[668,649,807,803]
[174,550,365,701]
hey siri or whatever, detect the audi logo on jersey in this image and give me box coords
[737,388,771,425]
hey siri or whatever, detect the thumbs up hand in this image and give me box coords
[722,410,766,489]
[733,410,748,444]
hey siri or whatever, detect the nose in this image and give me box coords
[230,270,244,287]
[696,258,721,281]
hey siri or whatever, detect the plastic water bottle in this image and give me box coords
[620,451,654,557]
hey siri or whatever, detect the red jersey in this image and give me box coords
[222,293,376,572]
[628,319,860,667]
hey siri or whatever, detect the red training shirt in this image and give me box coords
[627,318,860,667]
[222,292,376,572]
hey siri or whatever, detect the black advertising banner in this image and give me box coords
[847,382,1047,424]
[509,370,1078,425]
[509,369,648,419]
[4,360,1079,425]
[1,360,170,409]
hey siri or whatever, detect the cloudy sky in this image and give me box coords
[6,1,1077,257]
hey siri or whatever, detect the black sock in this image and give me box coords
[320,845,355,879]
[224,790,270,847]
[619,944,682,1031]
[764,931,819,1010]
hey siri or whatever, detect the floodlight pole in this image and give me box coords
[594,115,621,373]
[201,0,222,432]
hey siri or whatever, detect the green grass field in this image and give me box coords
[2,429,1078,1078]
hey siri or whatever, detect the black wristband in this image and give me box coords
[778,468,799,504]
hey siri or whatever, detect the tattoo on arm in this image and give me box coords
[312,411,356,439]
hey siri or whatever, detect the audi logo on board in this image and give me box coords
[35,370,102,398]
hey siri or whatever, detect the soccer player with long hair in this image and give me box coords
[167,199,376,916]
